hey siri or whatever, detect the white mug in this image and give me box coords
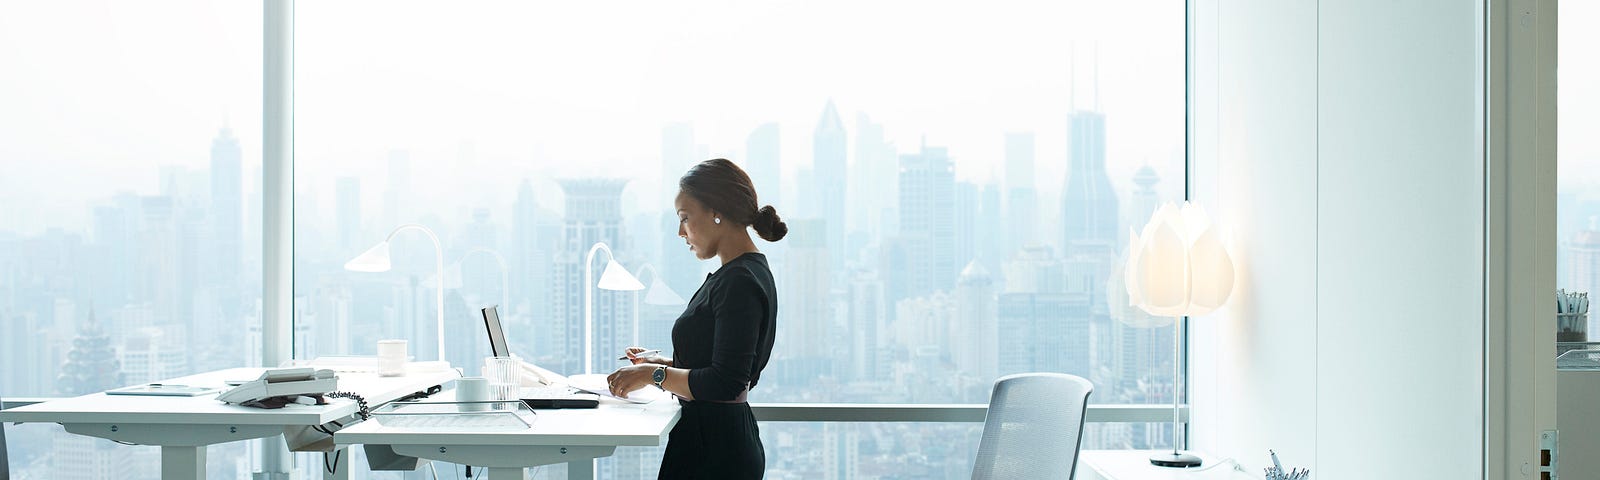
[456,377,490,411]
[376,339,408,377]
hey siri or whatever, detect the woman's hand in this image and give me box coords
[623,346,672,366]
[606,364,658,399]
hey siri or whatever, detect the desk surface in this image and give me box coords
[0,366,459,426]
[1078,450,1259,480]
[335,396,681,448]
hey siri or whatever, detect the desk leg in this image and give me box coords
[160,446,206,480]
[566,459,595,480]
[484,467,525,480]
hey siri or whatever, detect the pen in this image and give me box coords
[618,349,662,360]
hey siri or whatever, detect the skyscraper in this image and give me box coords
[954,182,979,272]
[55,309,124,397]
[52,310,140,478]
[998,291,1090,378]
[1062,110,1119,254]
[661,123,705,301]
[954,261,998,384]
[897,142,957,297]
[745,123,782,208]
[814,100,848,260]
[1005,132,1038,257]
[847,269,886,382]
[851,113,898,240]
[781,218,831,361]
[552,179,637,375]
[209,128,243,285]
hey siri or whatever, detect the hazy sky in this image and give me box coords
[1,0,1194,235]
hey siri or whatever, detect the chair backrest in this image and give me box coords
[971,373,1094,480]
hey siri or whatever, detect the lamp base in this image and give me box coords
[1149,452,1203,468]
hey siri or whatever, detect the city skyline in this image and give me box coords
[3,96,1190,476]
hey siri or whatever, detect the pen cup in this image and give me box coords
[1558,312,1588,356]
[377,339,408,377]
[482,356,520,404]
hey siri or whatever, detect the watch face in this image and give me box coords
[653,367,666,384]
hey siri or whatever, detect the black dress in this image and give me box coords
[658,252,778,480]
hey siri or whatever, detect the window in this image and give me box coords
[0,1,262,477]
[1560,2,1599,331]
[296,2,1184,476]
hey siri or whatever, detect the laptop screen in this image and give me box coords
[482,305,511,358]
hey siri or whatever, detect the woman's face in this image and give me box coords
[675,191,720,261]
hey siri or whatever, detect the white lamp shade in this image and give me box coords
[344,242,393,272]
[597,259,646,291]
[1125,202,1235,317]
[643,278,687,305]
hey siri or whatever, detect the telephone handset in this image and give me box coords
[218,367,339,405]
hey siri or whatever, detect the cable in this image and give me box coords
[322,449,342,474]
[325,391,371,420]
[1185,457,1243,473]
[427,461,441,480]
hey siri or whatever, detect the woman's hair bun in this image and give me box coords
[751,205,787,242]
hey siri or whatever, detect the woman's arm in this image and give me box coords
[606,364,695,400]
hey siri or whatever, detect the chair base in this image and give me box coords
[1149,451,1203,468]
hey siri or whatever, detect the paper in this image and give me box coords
[567,374,670,404]
[107,384,219,397]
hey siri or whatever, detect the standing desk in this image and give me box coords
[334,395,681,480]
[0,366,457,480]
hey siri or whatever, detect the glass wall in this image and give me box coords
[0,1,262,478]
[1560,1,1599,330]
[293,0,1184,477]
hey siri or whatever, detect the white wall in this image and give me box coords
[1190,0,1484,477]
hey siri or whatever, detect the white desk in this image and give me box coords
[0,366,457,480]
[335,395,681,480]
[1077,450,1260,480]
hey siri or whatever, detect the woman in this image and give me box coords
[606,158,786,479]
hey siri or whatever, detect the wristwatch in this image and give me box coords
[651,366,667,388]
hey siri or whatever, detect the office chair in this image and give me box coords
[971,373,1094,480]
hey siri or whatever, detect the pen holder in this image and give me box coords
[1558,313,1588,356]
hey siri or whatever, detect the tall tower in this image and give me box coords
[1062,109,1119,254]
[851,113,898,240]
[954,261,998,387]
[661,123,705,301]
[814,100,848,260]
[56,308,124,396]
[1005,132,1038,257]
[209,128,242,280]
[553,179,636,375]
[897,143,957,297]
[745,123,782,210]
[781,218,831,362]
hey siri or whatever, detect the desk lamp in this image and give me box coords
[631,263,687,346]
[586,242,645,374]
[346,223,447,362]
[1125,202,1235,468]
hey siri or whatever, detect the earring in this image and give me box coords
[714,217,722,225]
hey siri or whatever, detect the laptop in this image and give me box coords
[480,305,599,409]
